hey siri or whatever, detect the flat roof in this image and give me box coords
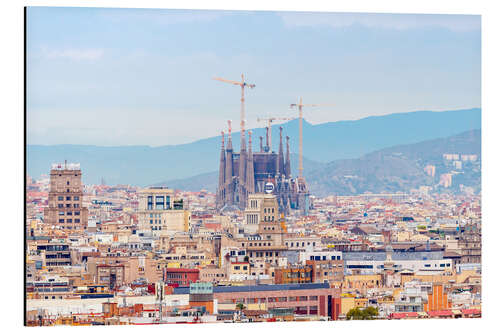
[173,282,331,294]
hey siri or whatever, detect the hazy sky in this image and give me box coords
[26,7,481,146]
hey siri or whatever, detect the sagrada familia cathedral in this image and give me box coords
[216,121,310,215]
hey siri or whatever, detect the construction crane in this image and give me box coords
[290,97,333,180]
[256,117,294,152]
[213,74,255,135]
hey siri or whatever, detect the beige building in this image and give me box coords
[243,193,280,234]
[239,194,287,265]
[44,162,88,231]
[137,187,191,235]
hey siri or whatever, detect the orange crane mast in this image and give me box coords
[213,74,255,135]
[290,98,333,180]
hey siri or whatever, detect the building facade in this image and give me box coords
[44,162,88,231]
[137,187,191,235]
[216,125,309,215]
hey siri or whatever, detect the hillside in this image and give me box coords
[306,129,481,196]
[27,108,481,185]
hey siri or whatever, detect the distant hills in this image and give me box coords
[155,129,481,196]
[305,129,481,196]
[27,108,481,187]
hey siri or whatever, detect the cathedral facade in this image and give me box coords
[216,125,309,215]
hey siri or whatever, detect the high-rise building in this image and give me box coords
[43,162,88,231]
[137,186,191,236]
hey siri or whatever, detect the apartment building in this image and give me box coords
[137,187,191,235]
[44,162,88,231]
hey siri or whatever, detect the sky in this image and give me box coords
[26,7,481,146]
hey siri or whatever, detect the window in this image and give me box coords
[74,211,80,216]
[74,204,79,208]
[58,204,64,208]
[66,204,71,208]
[147,196,153,210]
[67,211,72,216]
[58,211,64,216]
[155,196,164,210]
[67,219,72,223]
[58,196,63,201]
[59,219,64,223]
[75,219,80,223]
[74,196,79,201]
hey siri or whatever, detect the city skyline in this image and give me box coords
[27,8,480,146]
[24,6,483,327]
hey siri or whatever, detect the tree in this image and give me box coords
[236,303,245,311]
[346,307,378,320]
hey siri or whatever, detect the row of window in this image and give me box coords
[58,204,80,208]
[58,196,79,201]
[249,251,279,257]
[245,242,273,247]
[58,218,81,223]
[233,265,248,271]
[309,255,341,261]
[286,241,316,247]
[58,211,80,216]
[231,295,319,303]
[246,214,258,224]
[147,195,171,210]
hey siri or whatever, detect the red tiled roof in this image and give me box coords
[428,310,453,317]
[461,309,481,315]
[390,312,418,319]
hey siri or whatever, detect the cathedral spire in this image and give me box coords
[217,131,226,209]
[219,132,226,183]
[238,121,247,208]
[285,135,291,178]
[278,126,285,176]
[225,121,234,205]
[246,130,255,194]
[226,120,233,151]
[265,127,270,152]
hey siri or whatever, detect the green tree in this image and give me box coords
[236,303,245,311]
[346,307,378,320]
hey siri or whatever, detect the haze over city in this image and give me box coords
[27,8,480,146]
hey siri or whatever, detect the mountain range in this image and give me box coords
[27,108,481,188]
